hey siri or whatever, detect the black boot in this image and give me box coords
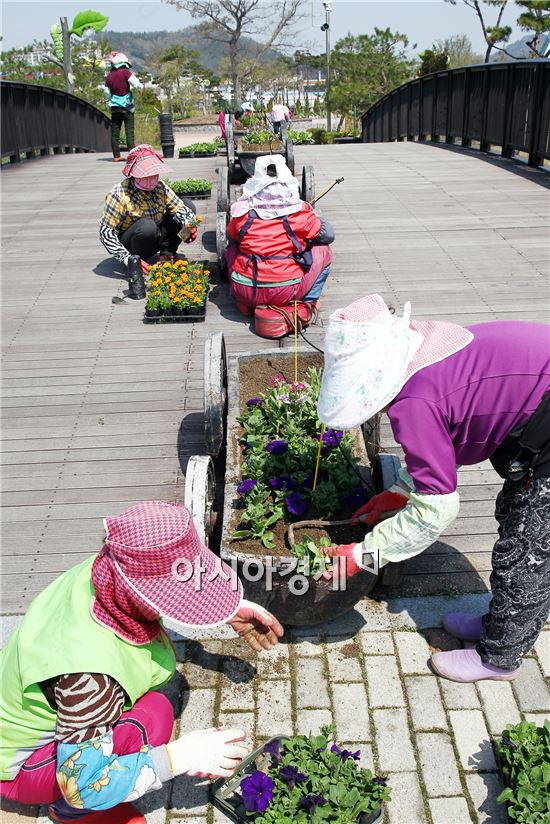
[127,255,146,300]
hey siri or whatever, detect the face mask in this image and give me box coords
[134,175,159,191]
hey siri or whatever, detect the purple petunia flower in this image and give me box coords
[324,430,344,447]
[237,478,257,495]
[246,396,262,406]
[331,743,361,762]
[265,439,289,455]
[285,491,307,516]
[241,771,275,813]
[343,487,369,508]
[280,765,307,791]
[264,738,282,763]
[299,795,327,814]
[269,475,296,491]
[373,776,388,787]
[501,736,518,750]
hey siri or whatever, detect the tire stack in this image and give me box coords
[158,113,174,158]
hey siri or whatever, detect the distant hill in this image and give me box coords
[103,26,281,74]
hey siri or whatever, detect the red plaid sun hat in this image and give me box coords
[122,145,171,178]
[91,501,242,640]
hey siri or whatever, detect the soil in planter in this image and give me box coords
[229,354,371,558]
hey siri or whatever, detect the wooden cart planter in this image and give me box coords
[224,115,295,182]
[184,333,403,627]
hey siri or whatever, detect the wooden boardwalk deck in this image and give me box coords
[1,143,549,613]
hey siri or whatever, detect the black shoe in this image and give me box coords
[127,255,146,300]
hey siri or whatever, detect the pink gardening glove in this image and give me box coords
[228,599,284,651]
[323,544,362,578]
[351,490,408,526]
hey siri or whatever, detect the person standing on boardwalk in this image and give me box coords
[99,145,198,278]
[0,501,283,824]
[318,294,550,684]
[271,98,291,139]
[104,52,141,162]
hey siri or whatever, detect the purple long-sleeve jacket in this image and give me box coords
[387,321,550,495]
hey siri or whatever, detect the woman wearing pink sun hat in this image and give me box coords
[317,294,550,684]
[0,501,283,824]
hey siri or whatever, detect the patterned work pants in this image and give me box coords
[478,477,550,669]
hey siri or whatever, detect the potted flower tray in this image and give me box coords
[143,259,210,324]
[213,730,389,823]
[143,305,207,323]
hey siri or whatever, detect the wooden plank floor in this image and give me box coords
[2,143,549,611]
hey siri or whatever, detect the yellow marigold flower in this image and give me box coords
[163,262,171,268]
[154,290,161,296]
[197,216,203,223]
[193,296,201,303]
[204,270,211,276]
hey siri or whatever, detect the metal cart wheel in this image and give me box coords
[204,331,227,459]
[301,165,315,202]
[226,116,236,182]
[217,165,230,214]
[216,211,229,281]
[184,455,217,546]
[285,139,295,175]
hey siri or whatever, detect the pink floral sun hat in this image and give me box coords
[317,294,473,430]
[122,145,171,179]
[91,501,242,645]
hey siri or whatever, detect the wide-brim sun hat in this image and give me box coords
[317,293,474,430]
[92,501,242,635]
[110,51,132,67]
[122,144,171,179]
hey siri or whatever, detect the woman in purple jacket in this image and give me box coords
[318,294,550,683]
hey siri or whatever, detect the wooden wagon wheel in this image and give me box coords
[226,116,236,182]
[184,455,217,546]
[204,332,227,459]
[301,165,315,202]
[217,165,230,214]
[216,211,229,281]
[285,139,295,175]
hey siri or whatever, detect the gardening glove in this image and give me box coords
[165,728,249,779]
[140,259,150,277]
[321,543,364,578]
[227,599,284,651]
[351,490,408,527]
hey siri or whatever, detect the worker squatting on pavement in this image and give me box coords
[318,293,550,683]
[225,155,334,329]
[0,501,283,824]
[99,145,199,281]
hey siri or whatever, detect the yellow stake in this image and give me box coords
[313,423,325,491]
[294,300,298,384]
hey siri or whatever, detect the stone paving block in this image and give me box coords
[332,682,371,741]
[365,656,405,708]
[289,634,324,655]
[405,676,447,731]
[135,785,171,824]
[181,688,216,731]
[170,775,211,816]
[429,796,473,824]
[449,710,496,772]
[217,710,255,739]
[523,712,550,725]
[388,594,491,630]
[373,709,416,772]
[325,636,363,682]
[256,679,292,737]
[386,771,427,824]
[416,732,462,796]
[533,631,550,677]
[360,631,394,656]
[512,658,550,713]
[3,803,40,824]
[295,657,330,708]
[476,681,521,735]
[254,641,290,678]
[296,708,333,736]
[341,742,375,773]
[176,639,223,688]
[440,678,480,710]
[354,599,392,630]
[394,632,432,674]
[220,679,255,712]
[466,772,508,824]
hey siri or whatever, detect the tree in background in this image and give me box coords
[418,47,450,75]
[444,0,511,61]
[162,0,307,101]
[516,0,550,56]
[436,33,483,66]
[150,43,212,115]
[329,29,416,119]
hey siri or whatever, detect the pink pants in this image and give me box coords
[0,692,174,806]
[227,244,332,310]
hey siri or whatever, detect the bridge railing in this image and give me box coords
[1,81,111,163]
[361,60,550,168]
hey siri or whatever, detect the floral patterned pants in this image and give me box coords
[478,477,550,669]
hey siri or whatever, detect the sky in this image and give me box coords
[1,0,525,55]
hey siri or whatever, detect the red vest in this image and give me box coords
[227,203,321,286]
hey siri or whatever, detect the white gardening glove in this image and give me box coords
[166,728,249,778]
[227,599,284,651]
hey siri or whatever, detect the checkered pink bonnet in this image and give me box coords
[317,294,473,430]
[122,145,171,179]
[91,501,243,646]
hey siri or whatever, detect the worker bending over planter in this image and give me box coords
[99,145,198,280]
[318,294,550,684]
[0,501,283,824]
[225,155,334,338]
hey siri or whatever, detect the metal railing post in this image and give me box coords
[528,62,544,168]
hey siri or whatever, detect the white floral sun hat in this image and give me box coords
[317,294,474,429]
